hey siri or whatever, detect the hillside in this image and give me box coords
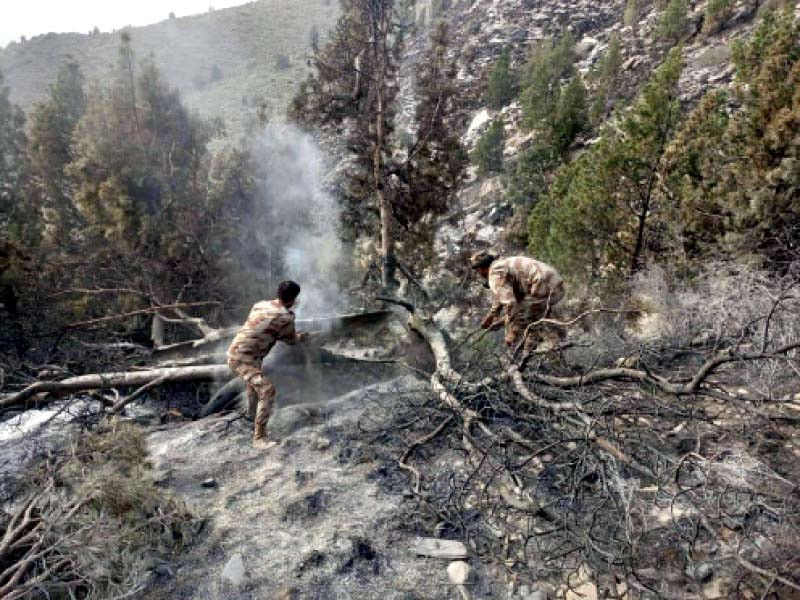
[0,0,340,131]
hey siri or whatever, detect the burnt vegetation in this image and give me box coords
[358,265,800,597]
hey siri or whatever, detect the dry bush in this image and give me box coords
[0,421,200,599]
[355,263,800,597]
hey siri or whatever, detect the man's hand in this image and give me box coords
[295,331,309,343]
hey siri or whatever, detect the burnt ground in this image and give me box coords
[142,375,502,600]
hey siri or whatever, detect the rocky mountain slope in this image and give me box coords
[408,0,798,274]
[0,0,339,132]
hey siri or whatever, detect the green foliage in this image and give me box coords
[658,91,730,261]
[591,34,623,124]
[26,58,87,245]
[624,0,641,31]
[656,0,688,43]
[658,6,800,269]
[520,34,577,129]
[550,76,588,154]
[704,0,734,34]
[291,3,464,278]
[471,119,505,176]
[486,48,514,109]
[529,49,684,287]
[0,69,29,244]
[506,142,559,207]
[520,34,588,155]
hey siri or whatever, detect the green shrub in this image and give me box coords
[471,118,505,175]
[486,48,514,109]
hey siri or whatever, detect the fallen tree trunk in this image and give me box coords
[0,365,231,411]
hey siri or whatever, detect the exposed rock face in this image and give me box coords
[403,0,772,305]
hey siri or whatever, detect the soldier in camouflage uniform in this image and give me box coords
[470,251,565,355]
[227,280,307,449]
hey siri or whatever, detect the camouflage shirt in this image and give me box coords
[227,299,297,364]
[486,256,565,320]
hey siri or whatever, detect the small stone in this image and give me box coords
[153,562,174,578]
[221,553,246,586]
[447,561,470,585]
[692,562,714,583]
[411,537,468,559]
[201,478,217,488]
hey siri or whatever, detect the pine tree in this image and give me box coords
[520,34,577,130]
[486,48,514,109]
[529,48,684,286]
[290,0,403,288]
[658,91,730,262]
[291,1,463,288]
[471,119,505,176]
[704,0,734,35]
[66,37,216,301]
[656,0,688,44]
[624,0,641,37]
[0,69,32,335]
[26,57,86,245]
[0,69,29,244]
[403,22,466,223]
[722,7,800,265]
[591,34,623,124]
[520,35,588,155]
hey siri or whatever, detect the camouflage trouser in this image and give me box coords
[505,297,564,355]
[227,357,277,430]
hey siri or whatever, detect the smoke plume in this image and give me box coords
[250,123,347,319]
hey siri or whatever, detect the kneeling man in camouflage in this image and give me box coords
[470,250,565,357]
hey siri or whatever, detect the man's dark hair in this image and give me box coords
[470,250,496,270]
[277,280,301,304]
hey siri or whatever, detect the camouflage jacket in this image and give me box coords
[227,299,297,364]
[485,256,565,321]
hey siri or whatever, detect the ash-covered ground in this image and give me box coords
[143,375,502,600]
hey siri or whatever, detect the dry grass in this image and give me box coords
[0,421,200,599]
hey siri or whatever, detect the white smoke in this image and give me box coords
[250,123,347,319]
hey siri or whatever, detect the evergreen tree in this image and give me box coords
[704,0,734,35]
[520,35,588,155]
[0,69,32,341]
[26,57,86,245]
[591,34,623,124]
[624,0,641,36]
[658,91,730,262]
[0,69,29,244]
[471,118,505,176]
[291,1,463,288]
[655,6,800,271]
[719,7,800,265]
[486,48,514,109]
[403,23,466,223]
[66,36,216,301]
[656,0,688,44]
[529,48,684,286]
[520,35,577,130]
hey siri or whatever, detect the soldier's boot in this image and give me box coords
[253,423,277,450]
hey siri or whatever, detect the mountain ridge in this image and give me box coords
[0,0,340,131]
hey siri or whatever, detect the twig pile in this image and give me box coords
[360,269,800,597]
